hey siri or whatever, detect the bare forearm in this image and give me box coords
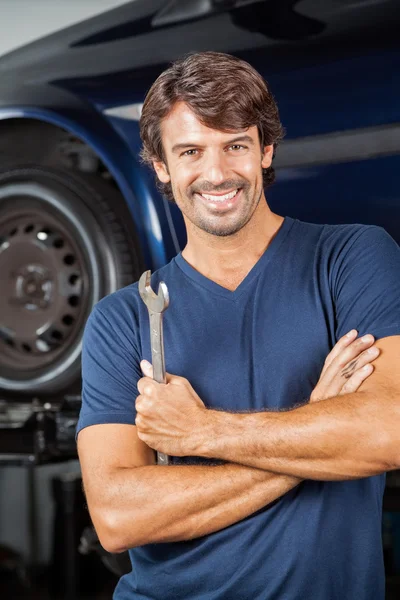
[199,390,399,480]
[100,463,300,552]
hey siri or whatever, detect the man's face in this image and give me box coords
[153,102,274,237]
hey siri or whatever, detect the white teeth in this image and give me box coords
[201,189,238,202]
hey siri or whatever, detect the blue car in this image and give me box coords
[0,0,398,397]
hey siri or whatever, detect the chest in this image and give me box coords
[140,271,337,413]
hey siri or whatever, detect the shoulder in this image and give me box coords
[319,223,399,271]
[95,259,178,318]
[85,259,179,344]
[321,222,390,247]
[292,218,397,257]
[94,280,140,322]
[293,217,379,243]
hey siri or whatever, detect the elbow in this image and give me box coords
[382,423,400,471]
[94,506,156,553]
[92,512,125,554]
[100,536,128,555]
[389,441,400,472]
[98,529,130,555]
[92,509,141,554]
[374,430,400,473]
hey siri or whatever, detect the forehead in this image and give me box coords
[160,101,257,145]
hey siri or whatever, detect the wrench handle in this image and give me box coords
[149,311,166,384]
[149,310,169,466]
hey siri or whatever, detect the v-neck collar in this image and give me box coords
[174,216,295,301]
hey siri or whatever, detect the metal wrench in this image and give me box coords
[138,270,170,465]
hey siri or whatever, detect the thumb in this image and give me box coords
[140,360,153,377]
[140,360,175,383]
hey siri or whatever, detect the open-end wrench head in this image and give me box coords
[138,270,169,313]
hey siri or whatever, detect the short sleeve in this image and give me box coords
[333,226,400,341]
[76,302,142,436]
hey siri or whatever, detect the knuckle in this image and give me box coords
[173,375,186,386]
[338,347,353,362]
[333,349,347,364]
[343,371,366,394]
[358,351,372,365]
[365,346,379,358]
[357,334,373,346]
[138,398,152,414]
[343,374,359,390]
[346,342,360,355]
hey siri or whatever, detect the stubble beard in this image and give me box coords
[173,181,263,238]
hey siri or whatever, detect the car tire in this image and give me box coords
[0,164,144,398]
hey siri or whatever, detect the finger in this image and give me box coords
[140,360,153,378]
[312,341,379,403]
[140,360,177,384]
[340,363,375,395]
[135,394,154,416]
[135,395,143,413]
[320,345,379,401]
[322,333,375,384]
[137,376,157,395]
[321,330,358,376]
[340,346,380,381]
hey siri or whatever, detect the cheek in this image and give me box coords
[228,154,262,179]
[174,164,199,190]
[237,164,262,184]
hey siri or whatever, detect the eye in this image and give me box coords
[228,144,246,152]
[182,149,198,157]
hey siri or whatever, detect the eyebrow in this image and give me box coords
[171,134,255,154]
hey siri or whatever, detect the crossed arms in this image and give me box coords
[78,333,400,553]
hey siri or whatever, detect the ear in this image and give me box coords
[261,144,274,170]
[153,160,171,183]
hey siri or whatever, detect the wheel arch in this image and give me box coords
[0,108,166,269]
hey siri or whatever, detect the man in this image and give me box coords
[77,52,400,599]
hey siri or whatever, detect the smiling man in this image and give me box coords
[77,52,400,600]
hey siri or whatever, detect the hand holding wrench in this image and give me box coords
[138,269,170,465]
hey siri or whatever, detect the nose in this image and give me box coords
[202,150,230,186]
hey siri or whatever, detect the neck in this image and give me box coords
[181,198,284,290]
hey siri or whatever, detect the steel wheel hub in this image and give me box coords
[0,206,88,369]
[15,264,54,309]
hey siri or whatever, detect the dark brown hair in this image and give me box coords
[139,51,285,202]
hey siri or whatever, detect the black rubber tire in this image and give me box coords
[0,164,144,399]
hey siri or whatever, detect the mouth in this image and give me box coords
[194,188,242,211]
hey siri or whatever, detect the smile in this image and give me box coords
[195,188,242,210]
[201,189,239,202]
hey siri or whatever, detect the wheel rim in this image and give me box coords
[0,180,104,390]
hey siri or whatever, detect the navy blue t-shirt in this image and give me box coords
[77,216,400,600]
